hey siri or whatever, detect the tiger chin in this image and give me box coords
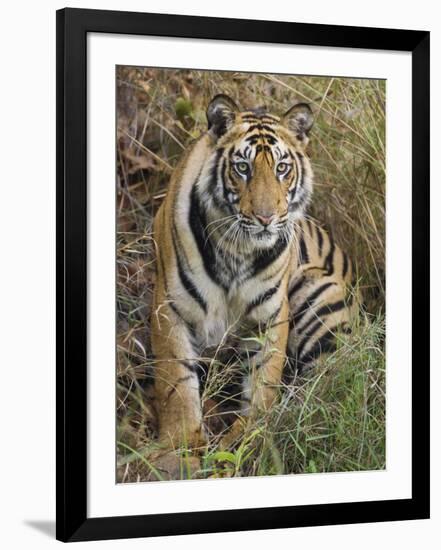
[149,94,358,479]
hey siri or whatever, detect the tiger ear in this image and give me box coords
[206,94,239,139]
[282,103,314,140]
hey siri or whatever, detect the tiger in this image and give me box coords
[150,94,358,478]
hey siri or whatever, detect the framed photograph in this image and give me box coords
[56,8,430,542]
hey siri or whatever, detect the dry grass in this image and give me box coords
[115,67,386,483]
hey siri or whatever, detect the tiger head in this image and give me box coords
[204,94,314,248]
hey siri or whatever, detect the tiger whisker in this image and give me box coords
[214,220,240,259]
[205,216,237,246]
[204,214,237,232]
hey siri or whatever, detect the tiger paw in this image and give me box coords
[158,421,208,451]
[149,450,202,481]
[218,417,247,451]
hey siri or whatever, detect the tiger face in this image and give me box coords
[206,94,314,248]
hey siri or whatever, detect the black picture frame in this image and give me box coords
[56,7,430,542]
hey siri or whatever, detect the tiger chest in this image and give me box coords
[200,279,285,349]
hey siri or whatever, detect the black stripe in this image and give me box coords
[299,233,309,264]
[168,301,197,340]
[261,116,280,123]
[251,236,288,277]
[297,319,324,358]
[300,332,337,363]
[288,276,305,300]
[234,148,247,160]
[298,299,349,335]
[221,158,239,200]
[316,297,350,318]
[180,361,200,374]
[293,282,336,325]
[245,135,260,145]
[342,252,349,278]
[316,225,324,257]
[171,215,186,260]
[297,314,321,336]
[261,257,287,282]
[245,280,281,316]
[296,152,305,192]
[189,184,227,290]
[288,185,297,204]
[207,148,224,194]
[324,237,335,275]
[287,153,303,209]
[168,300,186,322]
[173,241,208,314]
[245,133,277,145]
[247,124,276,133]
[262,134,277,144]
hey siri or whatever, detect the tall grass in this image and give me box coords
[116,67,386,482]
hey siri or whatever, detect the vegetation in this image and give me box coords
[116,67,386,482]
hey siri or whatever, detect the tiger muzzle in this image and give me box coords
[253,210,276,226]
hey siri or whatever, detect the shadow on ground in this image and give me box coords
[24,520,55,538]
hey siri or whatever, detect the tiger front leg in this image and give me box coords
[150,300,206,479]
[220,299,290,450]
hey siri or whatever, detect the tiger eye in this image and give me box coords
[236,162,249,174]
[277,162,289,173]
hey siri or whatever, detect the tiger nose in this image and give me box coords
[253,211,275,226]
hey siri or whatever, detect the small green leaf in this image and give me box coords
[210,451,237,464]
[175,97,193,119]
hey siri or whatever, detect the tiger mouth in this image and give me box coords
[254,230,276,240]
[242,224,280,241]
[240,219,286,234]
